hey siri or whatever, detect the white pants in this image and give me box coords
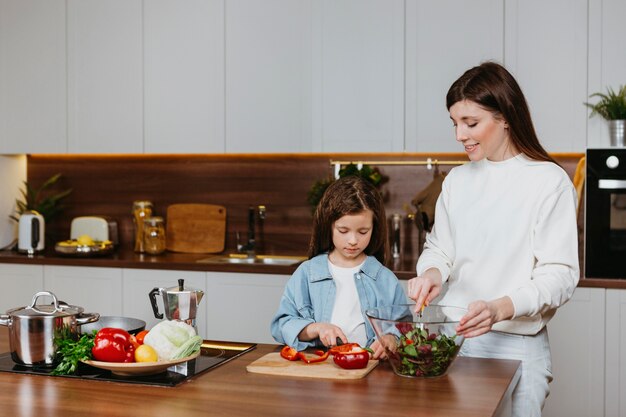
[459,327,553,417]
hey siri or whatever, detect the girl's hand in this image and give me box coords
[299,323,347,347]
[368,339,387,360]
[407,268,442,313]
[456,297,514,338]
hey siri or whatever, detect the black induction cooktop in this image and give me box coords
[0,340,256,387]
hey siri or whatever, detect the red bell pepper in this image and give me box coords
[91,328,138,363]
[331,345,370,370]
[280,345,299,361]
[329,343,361,356]
[297,350,330,364]
[280,346,330,364]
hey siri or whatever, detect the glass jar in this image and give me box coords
[143,216,166,255]
[132,201,153,253]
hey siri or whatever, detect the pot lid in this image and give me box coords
[6,291,83,318]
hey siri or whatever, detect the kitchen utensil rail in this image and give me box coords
[329,158,467,176]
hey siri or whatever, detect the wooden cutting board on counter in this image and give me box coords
[165,204,226,253]
[246,352,378,380]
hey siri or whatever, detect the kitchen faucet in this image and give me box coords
[237,205,266,256]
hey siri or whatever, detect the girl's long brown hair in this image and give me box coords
[308,176,389,264]
[446,61,557,164]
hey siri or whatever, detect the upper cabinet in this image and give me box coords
[1,1,625,154]
[0,0,67,154]
[504,0,588,153]
[66,0,143,153]
[144,0,225,153]
[404,0,504,153]
[311,0,405,152]
[225,0,313,153]
[587,0,626,148]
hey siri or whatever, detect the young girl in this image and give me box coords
[407,62,579,416]
[270,176,407,359]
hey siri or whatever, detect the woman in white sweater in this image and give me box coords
[407,62,579,417]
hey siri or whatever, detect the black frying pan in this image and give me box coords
[80,316,146,335]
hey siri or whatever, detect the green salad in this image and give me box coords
[393,325,460,377]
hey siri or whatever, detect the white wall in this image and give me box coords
[0,155,26,248]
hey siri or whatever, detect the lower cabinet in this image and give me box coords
[606,289,626,417]
[543,287,606,417]
[205,272,289,344]
[0,264,44,312]
[43,265,123,316]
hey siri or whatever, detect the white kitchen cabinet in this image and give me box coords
[205,271,288,344]
[504,0,588,153]
[0,0,67,154]
[225,0,313,153]
[0,264,44,312]
[405,0,504,153]
[143,0,225,153]
[121,268,208,339]
[587,0,626,148]
[312,0,405,153]
[66,0,143,153]
[43,265,123,316]
[543,287,606,417]
[605,289,626,417]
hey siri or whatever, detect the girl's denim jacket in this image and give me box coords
[270,253,408,351]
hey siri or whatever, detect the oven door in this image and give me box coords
[585,149,626,278]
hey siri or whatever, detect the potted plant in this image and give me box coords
[10,173,72,225]
[585,85,626,146]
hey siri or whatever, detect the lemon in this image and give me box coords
[135,344,158,363]
[76,234,94,246]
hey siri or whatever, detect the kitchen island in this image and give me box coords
[0,328,520,417]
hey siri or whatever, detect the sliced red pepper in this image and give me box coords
[91,328,137,363]
[329,343,361,356]
[297,350,330,364]
[280,345,299,361]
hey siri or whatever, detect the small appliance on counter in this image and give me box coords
[17,211,45,255]
[70,216,119,245]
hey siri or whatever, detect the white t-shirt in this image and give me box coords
[416,154,580,335]
[328,260,367,347]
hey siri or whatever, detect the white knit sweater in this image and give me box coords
[416,154,580,335]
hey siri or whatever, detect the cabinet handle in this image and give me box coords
[598,179,626,190]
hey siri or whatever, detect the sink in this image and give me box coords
[197,254,307,266]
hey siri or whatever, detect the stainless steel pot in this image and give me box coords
[0,291,100,367]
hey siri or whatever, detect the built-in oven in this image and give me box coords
[585,148,626,278]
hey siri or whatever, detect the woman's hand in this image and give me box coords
[298,323,347,347]
[456,297,514,338]
[407,268,443,313]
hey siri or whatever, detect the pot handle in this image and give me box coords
[0,314,11,327]
[148,287,164,319]
[29,291,60,315]
[76,312,100,326]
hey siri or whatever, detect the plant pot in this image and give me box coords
[609,120,626,147]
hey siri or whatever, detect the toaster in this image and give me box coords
[70,216,119,245]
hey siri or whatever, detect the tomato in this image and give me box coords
[135,330,149,345]
[135,344,158,363]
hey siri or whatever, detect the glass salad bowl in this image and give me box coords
[365,304,467,378]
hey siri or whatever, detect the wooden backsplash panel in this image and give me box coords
[27,153,584,258]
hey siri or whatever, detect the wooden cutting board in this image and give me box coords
[246,352,378,380]
[165,204,226,253]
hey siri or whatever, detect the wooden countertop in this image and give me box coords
[1,247,625,288]
[0,328,520,417]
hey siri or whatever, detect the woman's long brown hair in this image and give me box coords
[446,61,557,164]
[308,176,389,264]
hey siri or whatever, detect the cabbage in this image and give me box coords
[143,320,201,361]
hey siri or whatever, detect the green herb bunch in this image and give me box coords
[307,163,386,213]
[10,173,72,224]
[393,325,460,377]
[52,331,95,376]
[585,85,626,120]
